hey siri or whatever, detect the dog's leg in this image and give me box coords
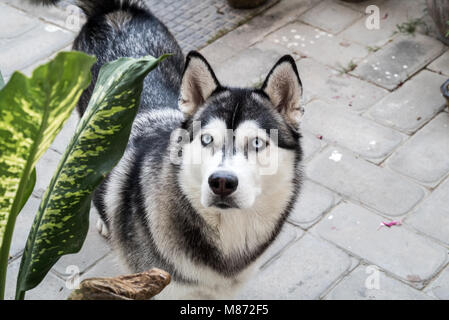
[96,218,110,238]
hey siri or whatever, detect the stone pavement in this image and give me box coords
[2,0,449,300]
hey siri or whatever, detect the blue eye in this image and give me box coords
[251,137,266,151]
[201,134,213,146]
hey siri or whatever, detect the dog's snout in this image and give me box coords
[208,171,238,197]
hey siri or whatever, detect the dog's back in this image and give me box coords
[72,0,185,115]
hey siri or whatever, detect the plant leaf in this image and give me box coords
[0,52,95,298]
[16,54,169,297]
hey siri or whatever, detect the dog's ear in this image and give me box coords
[179,51,220,116]
[261,55,303,127]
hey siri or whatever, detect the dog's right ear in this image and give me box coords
[179,51,220,116]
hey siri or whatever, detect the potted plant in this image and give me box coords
[227,0,268,9]
[426,0,449,45]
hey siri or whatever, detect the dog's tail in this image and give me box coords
[28,0,148,17]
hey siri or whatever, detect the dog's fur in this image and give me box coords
[31,0,304,299]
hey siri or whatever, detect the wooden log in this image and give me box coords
[67,268,170,300]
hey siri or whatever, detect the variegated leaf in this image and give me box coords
[16,54,168,298]
[0,52,95,299]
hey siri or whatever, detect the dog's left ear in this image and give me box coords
[261,55,303,127]
[179,51,220,116]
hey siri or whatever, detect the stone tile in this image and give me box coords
[288,180,340,228]
[303,100,406,163]
[53,209,111,277]
[3,0,86,32]
[307,147,426,216]
[10,196,41,259]
[18,45,73,78]
[336,0,386,13]
[265,22,369,69]
[340,0,427,47]
[428,50,449,76]
[200,0,321,64]
[259,224,303,269]
[406,177,449,246]
[326,265,433,300]
[426,266,449,300]
[387,113,449,187]
[237,234,353,299]
[33,148,62,198]
[80,253,130,280]
[300,0,363,34]
[215,46,288,87]
[51,111,79,155]
[312,202,448,287]
[367,70,447,134]
[296,58,389,112]
[352,34,445,90]
[5,258,70,300]
[0,3,39,39]
[302,130,326,161]
[0,20,75,77]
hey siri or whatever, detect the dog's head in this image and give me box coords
[173,51,303,212]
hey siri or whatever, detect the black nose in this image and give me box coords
[208,171,238,197]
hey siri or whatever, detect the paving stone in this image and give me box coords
[336,0,386,13]
[301,130,326,161]
[428,50,449,76]
[300,0,363,34]
[53,209,111,277]
[265,22,369,69]
[340,0,427,47]
[51,110,79,155]
[288,180,340,228]
[426,266,449,300]
[215,46,289,87]
[295,57,389,112]
[326,265,433,300]
[259,224,303,269]
[406,177,449,246]
[17,45,73,79]
[10,196,41,259]
[5,259,70,300]
[33,148,62,198]
[352,34,445,90]
[237,233,353,299]
[0,20,75,77]
[307,147,426,216]
[3,0,85,32]
[0,3,39,39]
[303,100,406,163]
[80,253,130,280]
[367,70,448,134]
[312,202,448,287]
[387,113,449,187]
[201,0,321,64]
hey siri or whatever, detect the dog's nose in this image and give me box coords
[208,171,238,197]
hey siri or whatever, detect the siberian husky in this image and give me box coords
[32,0,304,299]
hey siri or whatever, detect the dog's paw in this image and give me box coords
[96,219,110,238]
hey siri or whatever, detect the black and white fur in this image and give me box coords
[31,0,304,299]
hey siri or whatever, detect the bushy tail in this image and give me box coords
[27,0,147,17]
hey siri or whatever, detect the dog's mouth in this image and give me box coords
[210,198,239,210]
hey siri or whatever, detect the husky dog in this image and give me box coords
[32,0,304,299]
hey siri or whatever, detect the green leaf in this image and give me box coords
[0,51,95,299]
[16,54,169,298]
